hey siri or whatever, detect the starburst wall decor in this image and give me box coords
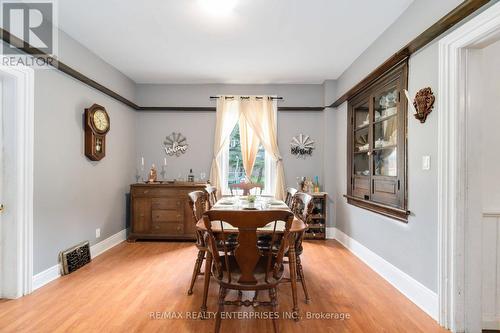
[163,132,188,157]
[290,133,315,159]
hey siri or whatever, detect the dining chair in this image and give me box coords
[229,182,262,196]
[202,210,295,333]
[205,185,218,209]
[187,191,209,295]
[289,192,314,303]
[285,187,297,208]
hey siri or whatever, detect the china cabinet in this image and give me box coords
[345,60,409,222]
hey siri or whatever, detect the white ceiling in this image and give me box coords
[58,0,413,84]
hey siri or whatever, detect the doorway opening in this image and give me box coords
[0,66,34,299]
[438,3,500,332]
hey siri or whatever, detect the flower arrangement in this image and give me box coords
[247,195,256,203]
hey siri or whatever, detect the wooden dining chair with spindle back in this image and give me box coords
[205,185,218,209]
[229,182,262,196]
[289,192,314,303]
[203,210,295,333]
[285,187,297,208]
[187,191,209,295]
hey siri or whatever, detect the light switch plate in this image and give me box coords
[96,228,101,238]
[422,155,431,170]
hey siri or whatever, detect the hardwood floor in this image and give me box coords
[0,240,448,333]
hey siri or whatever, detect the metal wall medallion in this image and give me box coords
[290,133,315,159]
[163,132,188,157]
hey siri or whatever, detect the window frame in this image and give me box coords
[344,59,410,222]
[219,126,276,196]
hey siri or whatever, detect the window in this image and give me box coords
[220,124,275,195]
[345,60,409,222]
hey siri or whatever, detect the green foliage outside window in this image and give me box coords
[228,124,265,188]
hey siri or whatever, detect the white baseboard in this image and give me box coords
[32,264,60,291]
[326,227,335,239]
[331,227,438,321]
[90,229,127,258]
[32,228,127,291]
[483,315,500,330]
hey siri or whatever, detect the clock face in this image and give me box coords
[93,110,109,132]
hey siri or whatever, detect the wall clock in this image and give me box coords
[84,104,110,161]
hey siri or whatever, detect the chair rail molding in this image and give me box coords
[437,3,500,331]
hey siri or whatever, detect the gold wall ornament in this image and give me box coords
[411,87,435,123]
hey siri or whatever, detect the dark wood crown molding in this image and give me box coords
[328,0,490,108]
[0,28,323,112]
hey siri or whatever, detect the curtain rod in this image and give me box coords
[209,96,284,100]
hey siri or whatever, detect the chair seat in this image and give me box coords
[216,255,284,289]
[257,234,303,256]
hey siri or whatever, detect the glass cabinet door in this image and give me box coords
[371,81,401,206]
[352,100,370,199]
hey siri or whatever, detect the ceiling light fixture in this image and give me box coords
[198,0,238,17]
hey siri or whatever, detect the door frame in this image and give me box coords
[437,2,500,331]
[0,65,34,298]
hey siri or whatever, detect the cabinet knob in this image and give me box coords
[143,190,149,194]
[176,201,181,206]
[154,225,160,229]
[140,214,144,217]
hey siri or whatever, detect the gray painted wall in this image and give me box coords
[135,84,325,193]
[25,30,138,274]
[333,0,463,101]
[136,83,324,107]
[323,0,490,292]
[327,42,439,291]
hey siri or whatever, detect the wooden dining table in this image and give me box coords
[196,197,307,320]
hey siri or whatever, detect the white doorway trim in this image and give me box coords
[0,65,34,298]
[437,3,500,332]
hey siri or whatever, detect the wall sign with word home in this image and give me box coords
[290,134,315,158]
[163,132,188,157]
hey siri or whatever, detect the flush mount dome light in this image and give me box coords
[198,0,238,17]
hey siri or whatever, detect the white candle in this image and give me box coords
[141,156,144,167]
[164,157,167,166]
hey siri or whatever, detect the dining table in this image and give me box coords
[196,196,307,320]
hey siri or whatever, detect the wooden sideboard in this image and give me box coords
[128,182,208,241]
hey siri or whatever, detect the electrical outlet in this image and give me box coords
[422,155,431,170]
[96,228,101,238]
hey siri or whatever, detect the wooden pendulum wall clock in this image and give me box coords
[84,104,110,161]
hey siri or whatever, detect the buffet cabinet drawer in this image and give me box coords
[152,222,184,234]
[151,198,182,210]
[152,209,183,222]
[131,187,181,197]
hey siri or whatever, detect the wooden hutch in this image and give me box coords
[128,182,208,241]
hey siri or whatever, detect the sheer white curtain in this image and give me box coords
[240,97,285,200]
[209,97,239,197]
[210,95,285,200]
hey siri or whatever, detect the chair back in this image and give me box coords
[291,192,314,223]
[285,187,297,207]
[188,191,208,247]
[205,185,218,208]
[291,192,314,253]
[202,210,294,285]
[229,183,262,196]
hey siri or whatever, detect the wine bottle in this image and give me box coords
[314,176,320,193]
[188,168,195,182]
